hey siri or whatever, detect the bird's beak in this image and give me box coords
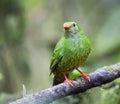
[64,25,70,30]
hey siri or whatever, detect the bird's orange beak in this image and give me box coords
[64,25,70,30]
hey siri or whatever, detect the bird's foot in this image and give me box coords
[63,73,73,86]
[64,79,73,86]
[76,68,90,81]
[81,73,90,81]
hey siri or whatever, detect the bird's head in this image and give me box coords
[63,22,79,34]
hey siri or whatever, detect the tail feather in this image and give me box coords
[53,73,69,86]
[53,75,64,86]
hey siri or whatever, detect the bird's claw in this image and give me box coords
[64,79,73,86]
[81,73,90,81]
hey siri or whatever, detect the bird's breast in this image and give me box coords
[58,37,91,72]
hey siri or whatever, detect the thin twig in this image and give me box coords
[22,84,27,97]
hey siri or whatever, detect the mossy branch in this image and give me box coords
[11,63,120,104]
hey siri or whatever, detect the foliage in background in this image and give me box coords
[0,0,29,94]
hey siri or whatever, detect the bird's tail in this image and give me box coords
[53,73,68,86]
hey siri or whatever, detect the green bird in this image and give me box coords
[50,21,91,86]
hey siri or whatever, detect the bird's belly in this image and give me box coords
[58,49,89,72]
[67,52,85,68]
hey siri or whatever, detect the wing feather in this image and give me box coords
[50,37,64,75]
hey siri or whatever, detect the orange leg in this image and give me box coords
[76,68,90,81]
[63,73,73,86]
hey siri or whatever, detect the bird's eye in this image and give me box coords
[73,23,76,27]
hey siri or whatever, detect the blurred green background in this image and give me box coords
[0,0,120,104]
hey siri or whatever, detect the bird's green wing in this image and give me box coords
[50,37,64,75]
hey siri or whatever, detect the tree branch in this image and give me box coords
[11,63,120,104]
